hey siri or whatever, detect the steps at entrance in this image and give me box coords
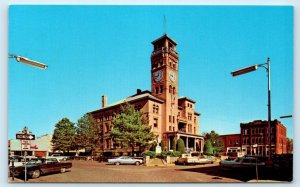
[146,158,166,166]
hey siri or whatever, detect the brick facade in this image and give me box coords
[240,119,287,156]
[220,119,287,157]
[219,134,241,156]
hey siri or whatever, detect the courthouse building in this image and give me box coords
[90,34,204,155]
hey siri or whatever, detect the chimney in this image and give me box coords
[137,89,142,94]
[102,95,107,108]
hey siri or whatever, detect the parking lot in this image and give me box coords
[9,160,285,183]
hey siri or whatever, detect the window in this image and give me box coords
[169,85,172,93]
[155,87,159,94]
[169,115,172,123]
[173,116,175,123]
[160,85,163,93]
[159,60,163,66]
[105,123,109,132]
[153,104,159,114]
[169,126,171,131]
[173,127,175,131]
[173,87,176,94]
[188,113,192,120]
[153,118,158,128]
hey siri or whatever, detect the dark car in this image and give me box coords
[10,157,72,179]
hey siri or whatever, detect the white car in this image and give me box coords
[9,156,37,167]
[220,156,265,169]
[108,156,143,166]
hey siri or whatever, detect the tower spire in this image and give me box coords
[164,15,166,35]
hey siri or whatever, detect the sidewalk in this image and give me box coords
[8,177,25,183]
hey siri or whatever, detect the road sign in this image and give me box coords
[21,140,31,150]
[16,134,35,140]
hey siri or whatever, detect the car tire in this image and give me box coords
[115,162,120,166]
[135,161,140,166]
[61,168,66,173]
[31,169,41,179]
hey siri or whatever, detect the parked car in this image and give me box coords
[9,156,37,167]
[50,154,70,161]
[108,156,143,166]
[10,157,72,179]
[219,156,265,169]
[176,152,214,165]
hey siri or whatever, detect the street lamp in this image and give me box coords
[231,57,271,160]
[280,115,293,119]
[9,54,48,70]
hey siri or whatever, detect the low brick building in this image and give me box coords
[240,119,287,156]
[219,134,241,156]
[220,119,287,157]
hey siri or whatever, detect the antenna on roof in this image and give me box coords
[164,15,166,35]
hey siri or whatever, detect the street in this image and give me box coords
[9,160,274,183]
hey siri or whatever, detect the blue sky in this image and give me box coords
[8,5,293,139]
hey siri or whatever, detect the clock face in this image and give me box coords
[169,71,176,82]
[154,70,163,82]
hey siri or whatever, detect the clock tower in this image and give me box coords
[151,34,179,133]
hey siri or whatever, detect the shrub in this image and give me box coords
[204,140,214,156]
[177,138,185,154]
[171,151,181,157]
[171,138,177,151]
[141,150,156,158]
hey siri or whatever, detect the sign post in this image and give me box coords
[16,127,35,182]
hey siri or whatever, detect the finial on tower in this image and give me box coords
[164,15,166,35]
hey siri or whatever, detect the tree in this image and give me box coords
[202,130,224,156]
[177,138,185,154]
[111,103,156,155]
[76,113,101,154]
[52,118,76,153]
[204,140,214,156]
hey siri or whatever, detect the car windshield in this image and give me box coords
[27,159,43,164]
[191,153,200,157]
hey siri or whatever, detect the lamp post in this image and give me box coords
[8,54,48,69]
[231,57,271,160]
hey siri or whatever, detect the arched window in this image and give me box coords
[169,85,172,93]
[160,85,163,93]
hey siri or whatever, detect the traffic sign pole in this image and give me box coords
[16,127,35,182]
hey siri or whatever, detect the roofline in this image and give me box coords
[194,111,200,116]
[219,133,241,137]
[240,119,282,127]
[151,34,177,45]
[89,94,164,114]
[178,97,196,103]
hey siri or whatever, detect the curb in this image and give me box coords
[145,164,176,167]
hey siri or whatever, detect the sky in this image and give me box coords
[8,5,293,139]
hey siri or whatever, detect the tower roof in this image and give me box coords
[151,34,177,45]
